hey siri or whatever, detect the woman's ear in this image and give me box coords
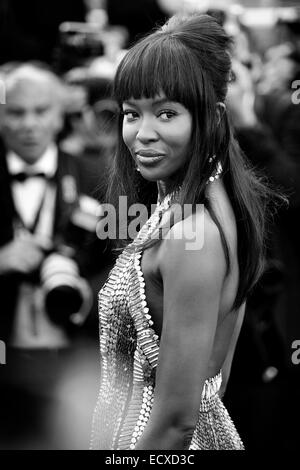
[216,102,226,125]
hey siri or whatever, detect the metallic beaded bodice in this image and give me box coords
[90,195,244,450]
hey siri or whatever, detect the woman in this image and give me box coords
[90,12,270,450]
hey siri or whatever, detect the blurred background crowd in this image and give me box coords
[0,0,300,450]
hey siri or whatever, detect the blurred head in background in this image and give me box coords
[227,58,257,129]
[62,71,118,156]
[0,63,66,164]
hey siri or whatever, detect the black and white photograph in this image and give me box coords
[0,0,300,455]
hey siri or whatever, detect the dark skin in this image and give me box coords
[135,179,245,450]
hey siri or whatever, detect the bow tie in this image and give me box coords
[10,172,52,182]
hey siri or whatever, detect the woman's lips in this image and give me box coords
[136,153,165,165]
[135,150,165,165]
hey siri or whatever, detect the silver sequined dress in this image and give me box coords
[90,197,244,450]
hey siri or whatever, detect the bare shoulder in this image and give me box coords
[158,206,227,286]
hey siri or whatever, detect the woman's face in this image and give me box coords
[122,94,192,183]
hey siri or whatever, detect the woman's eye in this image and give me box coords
[122,110,138,121]
[159,111,176,121]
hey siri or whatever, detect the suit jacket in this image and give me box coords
[0,143,103,341]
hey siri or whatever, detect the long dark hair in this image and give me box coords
[106,12,280,310]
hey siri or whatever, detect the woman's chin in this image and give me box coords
[138,168,162,182]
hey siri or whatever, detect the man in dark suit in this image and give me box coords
[0,63,105,448]
[0,63,102,347]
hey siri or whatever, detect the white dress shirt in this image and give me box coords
[7,145,58,232]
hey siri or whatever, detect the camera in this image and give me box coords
[40,250,92,327]
[55,21,105,73]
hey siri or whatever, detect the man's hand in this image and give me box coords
[0,237,46,276]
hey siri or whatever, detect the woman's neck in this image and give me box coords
[157,177,182,202]
[157,180,168,202]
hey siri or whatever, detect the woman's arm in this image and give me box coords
[135,212,227,450]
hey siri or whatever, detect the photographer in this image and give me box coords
[0,63,99,348]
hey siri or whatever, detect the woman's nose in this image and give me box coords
[136,118,158,143]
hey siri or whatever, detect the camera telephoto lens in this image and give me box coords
[45,285,83,326]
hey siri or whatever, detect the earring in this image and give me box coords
[206,155,222,185]
[217,102,226,112]
[216,102,226,125]
[207,161,223,184]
